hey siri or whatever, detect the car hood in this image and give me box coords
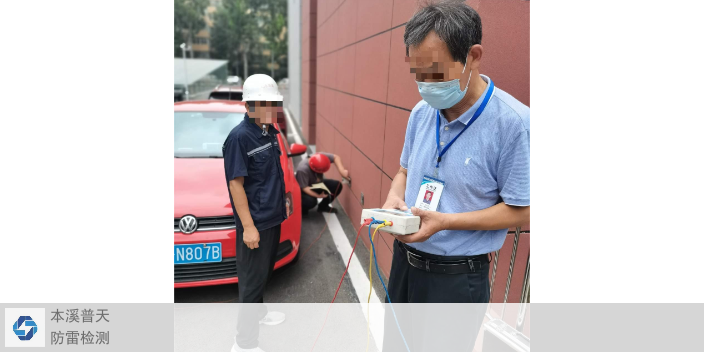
[174,158,232,218]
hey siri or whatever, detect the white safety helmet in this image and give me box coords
[242,74,283,102]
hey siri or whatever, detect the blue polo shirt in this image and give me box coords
[400,75,530,256]
[223,115,287,232]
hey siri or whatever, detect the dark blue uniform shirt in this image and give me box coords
[223,115,287,232]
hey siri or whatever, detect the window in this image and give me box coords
[174,112,245,158]
[208,91,243,101]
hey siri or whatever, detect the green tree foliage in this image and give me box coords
[174,0,209,56]
[210,0,288,80]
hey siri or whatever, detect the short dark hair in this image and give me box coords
[404,1,482,65]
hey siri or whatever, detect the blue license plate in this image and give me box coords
[174,243,222,264]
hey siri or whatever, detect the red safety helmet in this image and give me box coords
[309,153,331,174]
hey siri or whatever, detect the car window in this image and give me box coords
[174,111,245,158]
[278,124,290,152]
[208,91,243,101]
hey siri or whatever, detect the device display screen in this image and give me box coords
[370,209,415,217]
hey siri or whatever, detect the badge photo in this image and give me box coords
[423,190,434,204]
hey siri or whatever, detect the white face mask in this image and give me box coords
[415,61,471,110]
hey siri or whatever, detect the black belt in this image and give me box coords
[398,241,487,274]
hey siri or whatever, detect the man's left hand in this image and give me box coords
[394,207,448,243]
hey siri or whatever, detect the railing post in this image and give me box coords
[501,227,520,319]
[489,249,500,302]
[516,254,530,332]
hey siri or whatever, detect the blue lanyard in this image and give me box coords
[435,80,494,171]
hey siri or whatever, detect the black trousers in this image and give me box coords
[382,239,490,352]
[235,224,281,349]
[300,179,342,212]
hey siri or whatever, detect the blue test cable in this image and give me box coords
[369,218,411,352]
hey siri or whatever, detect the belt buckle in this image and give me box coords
[467,260,475,272]
[406,250,430,272]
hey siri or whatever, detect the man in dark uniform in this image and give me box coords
[223,74,287,352]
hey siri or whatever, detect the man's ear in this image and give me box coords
[466,44,483,71]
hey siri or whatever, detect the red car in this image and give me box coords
[174,100,307,288]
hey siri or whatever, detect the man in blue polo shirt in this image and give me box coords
[381,3,529,350]
[223,74,287,352]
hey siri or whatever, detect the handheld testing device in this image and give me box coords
[360,208,421,235]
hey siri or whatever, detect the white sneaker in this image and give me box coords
[259,311,285,326]
[231,342,265,352]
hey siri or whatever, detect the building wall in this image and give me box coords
[288,0,302,125]
[303,0,530,303]
[301,0,317,142]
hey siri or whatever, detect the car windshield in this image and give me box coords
[174,111,245,158]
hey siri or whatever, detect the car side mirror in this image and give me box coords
[288,143,307,157]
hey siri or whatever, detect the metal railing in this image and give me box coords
[517,255,530,332]
[482,227,530,351]
[488,226,530,325]
[500,226,521,318]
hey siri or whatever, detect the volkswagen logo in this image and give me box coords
[179,215,198,234]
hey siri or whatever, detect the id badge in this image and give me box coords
[414,175,446,211]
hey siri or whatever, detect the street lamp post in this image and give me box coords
[179,43,191,100]
[271,47,274,78]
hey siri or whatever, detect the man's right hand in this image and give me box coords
[243,226,260,249]
[382,195,408,211]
